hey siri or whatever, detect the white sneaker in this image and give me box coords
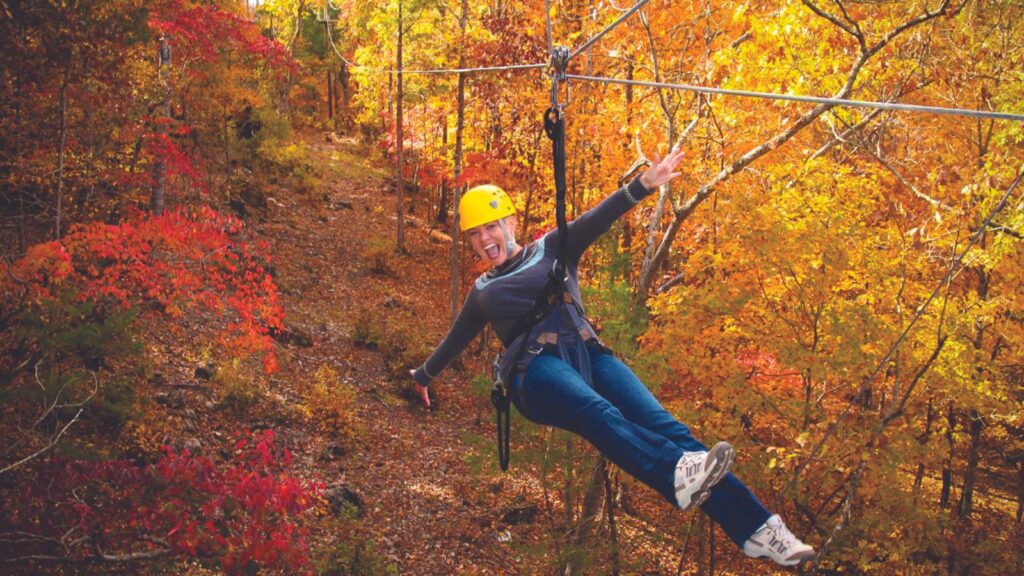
[673,441,735,510]
[743,514,816,566]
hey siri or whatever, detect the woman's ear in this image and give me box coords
[505,215,519,238]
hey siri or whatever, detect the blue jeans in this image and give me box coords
[510,344,771,546]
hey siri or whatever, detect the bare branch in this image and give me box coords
[640,98,706,287]
[808,459,866,574]
[881,336,947,426]
[831,111,952,210]
[655,272,685,294]
[801,0,860,43]
[1,408,84,475]
[808,108,885,161]
[96,541,172,563]
[0,538,171,564]
[831,0,867,52]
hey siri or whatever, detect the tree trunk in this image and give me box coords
[1017,458,1023,523]
[76,53,96,216]
[697,513,708,576]
[520,127,542,240]
[151,37,170,215]
[394,0,405,251]
[603,464,621,576]
[709,514,716,576]
[55,51,71,238]
[620,59,635,282]
[913,397,935,499]
[326,67,334,122]
[14,38,25,252]
[339,61,350,129]
[941,401,955,509]
[564,458,607,576]
[957,410,983,518]
[636,9,678,294]
[449,0,468,322]
[437,118,449,225]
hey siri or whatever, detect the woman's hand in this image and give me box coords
[409,369,431,408]
[639,146,685,191]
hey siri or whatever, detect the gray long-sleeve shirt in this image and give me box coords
[413,177,653,387]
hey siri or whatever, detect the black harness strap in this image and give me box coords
[491,103,571,472]
[545,105,569,269]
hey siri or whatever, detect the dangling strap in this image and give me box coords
[544,106,569,270]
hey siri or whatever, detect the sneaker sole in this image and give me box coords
[745,550,816,567]
[677,441,735,511]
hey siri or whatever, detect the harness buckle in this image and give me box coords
[550,259,568,282]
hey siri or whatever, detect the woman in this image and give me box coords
[410,148,815,567]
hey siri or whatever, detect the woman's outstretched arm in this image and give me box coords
[410,294,488,407]
[564,147,685,262]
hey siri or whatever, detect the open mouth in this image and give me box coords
[483,243,501,260]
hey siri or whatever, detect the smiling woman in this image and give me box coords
[408,149,816,568]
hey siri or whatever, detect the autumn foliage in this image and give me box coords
[3,430,320,574]
[149,0,296,73]
[3,207,283,374]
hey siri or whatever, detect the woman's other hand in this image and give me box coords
[639,146,685,190]
[409,369,431,408]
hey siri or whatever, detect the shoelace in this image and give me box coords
[676,451,706,483]
[763,517,800,554]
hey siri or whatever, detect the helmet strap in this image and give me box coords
[498,219,518,255]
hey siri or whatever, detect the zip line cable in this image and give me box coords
[567,0,651,62]
[390,63,548,75]
[566,74,1024,123]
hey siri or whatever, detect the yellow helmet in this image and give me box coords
[458,184,515,231]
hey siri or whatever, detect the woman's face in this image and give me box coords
[467,217,517,268]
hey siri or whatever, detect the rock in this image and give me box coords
[156,391,187,409]
[500,504,538,525]
[322,443,346,461]
[238,183,267,211]
[272,322,314,347]
[229,198,247,219]
[195,365,216,380]
[325,485,364,518]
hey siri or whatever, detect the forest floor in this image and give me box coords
[147,134,789,575]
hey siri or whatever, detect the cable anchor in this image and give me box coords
[549,45,570,108]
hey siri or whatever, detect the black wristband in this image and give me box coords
[413,366,432,388]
